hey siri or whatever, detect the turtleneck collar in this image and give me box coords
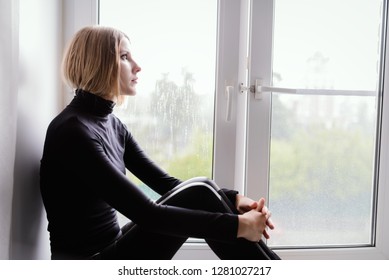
[70,89,115,117]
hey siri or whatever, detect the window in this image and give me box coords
[267,0,382,247]
[244,0,389,256]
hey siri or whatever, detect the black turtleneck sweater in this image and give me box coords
[40,90,238,259]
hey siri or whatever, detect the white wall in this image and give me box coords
[0,0,19,260]
[10,0,63,259]
[1,0,63,259]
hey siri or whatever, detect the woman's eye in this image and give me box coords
[121,54,128,60]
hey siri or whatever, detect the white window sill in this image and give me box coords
[173,241,387,260]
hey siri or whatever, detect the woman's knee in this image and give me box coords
[157,178,227,212]
[178,177,220,192]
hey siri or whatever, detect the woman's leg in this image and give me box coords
[96,222,187,259]
[165,178,280,260]
[97,177,280,260]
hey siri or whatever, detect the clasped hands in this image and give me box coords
[236,194,274,242]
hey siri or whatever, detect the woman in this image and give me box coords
[40,26,280,260]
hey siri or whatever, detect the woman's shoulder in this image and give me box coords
[109,113,126,126]
[47,108,97,140]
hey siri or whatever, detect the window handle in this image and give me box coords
[240,79,376,99]
[225,85,234,122]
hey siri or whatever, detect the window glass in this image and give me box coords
[268,0,382,247]
[99,0,217,200]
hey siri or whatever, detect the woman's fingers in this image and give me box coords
[263,229,270,239]
[256,197,266,212]
[256,199,275,230]
[236,195,259,213]
[266,218,275,230]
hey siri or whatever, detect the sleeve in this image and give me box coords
[220,188,239,213]
[70,122,239,243]
[123,130,182,195]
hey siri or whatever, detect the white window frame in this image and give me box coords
[65,0,389,259]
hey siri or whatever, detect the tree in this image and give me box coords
[150,70,201,155]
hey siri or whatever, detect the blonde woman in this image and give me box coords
[40,26,280,260]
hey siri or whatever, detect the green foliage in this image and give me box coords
[270,126,374,201]
[166,130,213,180]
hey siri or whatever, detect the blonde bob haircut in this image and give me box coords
[62,26,128,100]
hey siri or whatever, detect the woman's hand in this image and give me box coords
[236,195,275,240]
[237,209,270,242]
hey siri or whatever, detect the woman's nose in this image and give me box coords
[133,61,141,73]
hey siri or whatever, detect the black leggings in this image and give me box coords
[94,178,281,260]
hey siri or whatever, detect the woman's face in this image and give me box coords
[119,38,141,96]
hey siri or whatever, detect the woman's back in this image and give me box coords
[40,90,124,259]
